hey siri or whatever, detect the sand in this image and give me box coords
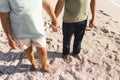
[0,0,120,80]
[97,0,120,21]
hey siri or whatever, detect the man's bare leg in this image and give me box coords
[24,46,37,70]
[36,47,51,73]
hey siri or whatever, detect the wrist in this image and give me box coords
[91,18,95,22]
[52,19,57,24]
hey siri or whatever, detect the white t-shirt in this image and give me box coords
[0,0,46,40]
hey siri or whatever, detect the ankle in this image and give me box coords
[32,64,37,68]
[42,67,51,73]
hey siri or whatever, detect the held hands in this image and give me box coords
[52,20,59,32]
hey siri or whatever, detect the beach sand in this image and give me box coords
[97,0,120,21]
[0,0,120,80]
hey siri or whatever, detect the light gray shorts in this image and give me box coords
[16,38,46,50]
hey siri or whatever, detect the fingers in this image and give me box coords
[52,27,58,32]
[9,40,19,49]
[89,19,95,28]
[52,25,59,32]
[89,23,94,28]
[51,20,59,32]
[10,43,18,49]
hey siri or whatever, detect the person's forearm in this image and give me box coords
[43,0,57,22]
[90,0,96,20]
[55,0,64,18]
[0,12,14,41]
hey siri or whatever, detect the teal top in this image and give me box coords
[0,0,46,40]
[63,0,91,23]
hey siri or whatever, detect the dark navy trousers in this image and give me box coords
[62,20,87,56]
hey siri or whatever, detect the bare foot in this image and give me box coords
[62,55,71,63]
[72,54,84,61]
[43,67,52,73]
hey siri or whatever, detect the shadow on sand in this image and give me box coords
[0,50,62,76]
